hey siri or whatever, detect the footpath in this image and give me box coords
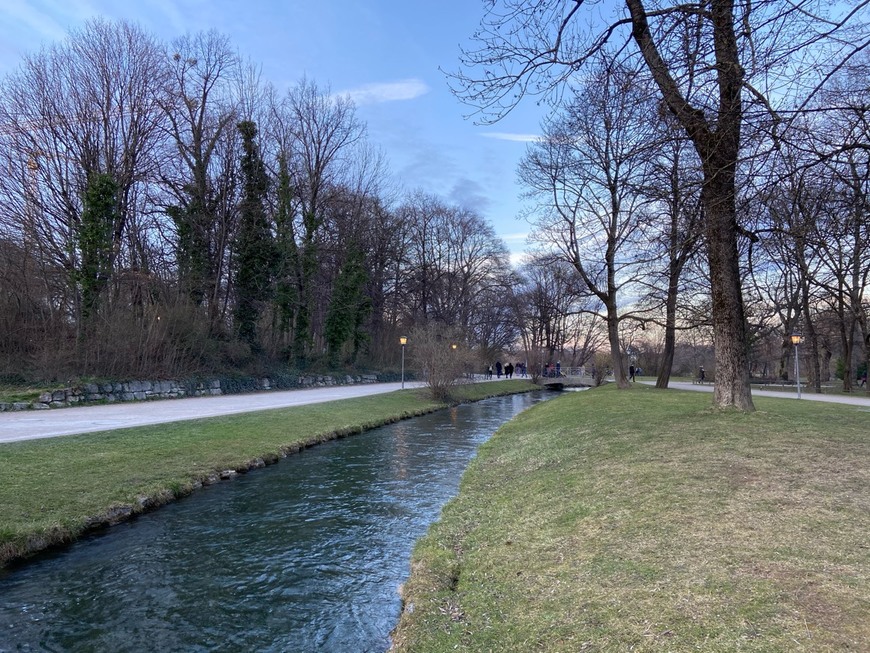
[660,380,870,407]
[0,381,425,444]
[3,378,866,445]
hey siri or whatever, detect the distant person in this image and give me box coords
[505,363,514,379]
[699,366,706,383]
[495,361,502,378]
[486,365,493,380]
[860,370,867,387]
[629,364,636,382]
[556,361,561,377]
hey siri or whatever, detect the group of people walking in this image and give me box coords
[486,361,526,379]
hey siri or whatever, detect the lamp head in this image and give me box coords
[790,333,802,346]
[399,336,407,346]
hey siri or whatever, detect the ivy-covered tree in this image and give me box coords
[324,246,370,365]
[167,194,211,307]
[233,120,275,347]
[272,153,300,355]
[77,172,118,322]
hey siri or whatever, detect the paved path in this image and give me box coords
[0,382,426,444]
[651,381,870,408]
[4,379,865,445]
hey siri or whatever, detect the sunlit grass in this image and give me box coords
[0,380,535,567]
[392,384,870,652]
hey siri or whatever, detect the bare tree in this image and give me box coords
[519,57,656,388]
[753,135,830,390]
[813,158,870,393]
[640,114,704,388]
[451,0,869,409]
[0,18,170,372]
[511,257,602,380]
[813,65,870,393]
[398,192,512,335]
[160,30,242,337]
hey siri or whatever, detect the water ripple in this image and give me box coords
[0,392,549,652]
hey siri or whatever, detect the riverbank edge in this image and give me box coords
[388,385,870,651]
[0,380,537,570]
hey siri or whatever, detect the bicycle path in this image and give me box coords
[0,382,426,444]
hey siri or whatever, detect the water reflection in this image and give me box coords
[0,392,549,653]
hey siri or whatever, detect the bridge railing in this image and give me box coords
[539,366,592,379]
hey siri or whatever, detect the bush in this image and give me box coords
[407,324,474,401]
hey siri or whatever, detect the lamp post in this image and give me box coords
[400,336,407,389]
[791,333,802,399]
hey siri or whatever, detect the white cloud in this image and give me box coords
[509,250,531,268]
[500,232,529,243]
[338,78,430,105]
[480,132,540,143]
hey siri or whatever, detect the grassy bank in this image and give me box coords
[391,385,869,652]
[0,380,535,568]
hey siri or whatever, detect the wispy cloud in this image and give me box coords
[141,0,190,34]
[2,0,69,44]
[500,232,529,243]
[480,132,540,143]
[449,177,490,213]
[339,78,429,105]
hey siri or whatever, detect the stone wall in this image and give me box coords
[0,374,382,411]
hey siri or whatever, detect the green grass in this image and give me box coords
[391,384,870,652]
[0,383,57,403]
[0,380,535,567]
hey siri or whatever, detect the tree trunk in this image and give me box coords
[656,265,678,389]
[839,305,855,393]
[606,301,629,389]
[702,168,755,411]
[803,306,822,393]
[627,0,754,410]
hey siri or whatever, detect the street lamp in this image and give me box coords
[791,333,802,399]
[399,336,407,389]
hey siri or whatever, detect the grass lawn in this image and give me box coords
[391,384,869,652]
[0,380,535,568]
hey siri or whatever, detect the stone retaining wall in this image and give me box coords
[0,374,382,411]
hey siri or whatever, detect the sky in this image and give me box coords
[0,0,547,262]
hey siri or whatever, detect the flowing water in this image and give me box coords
[0,391,549,652]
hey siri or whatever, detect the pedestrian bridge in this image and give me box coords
[538,367,595,389]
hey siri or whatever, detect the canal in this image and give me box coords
[0,391,550,652]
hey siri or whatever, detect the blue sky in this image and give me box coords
[0,0,546,260]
